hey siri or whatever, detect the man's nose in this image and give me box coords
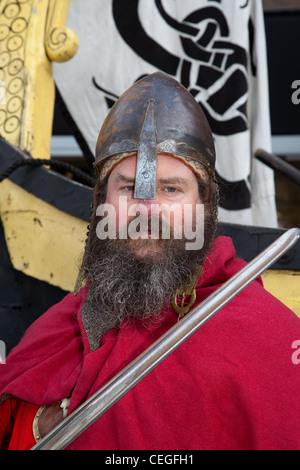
[135,198,160,216]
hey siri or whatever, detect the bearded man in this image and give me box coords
[0,73,299,450]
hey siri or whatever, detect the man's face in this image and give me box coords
[104,154,203,257]
[81,154,216,347]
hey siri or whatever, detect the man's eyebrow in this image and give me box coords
[158,177,189,185]
[115,174,135,183]
[115,175,189,185]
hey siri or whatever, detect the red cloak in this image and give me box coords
[0,236,300,450]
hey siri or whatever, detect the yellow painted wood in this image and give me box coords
[22,0,55,158]
[262,270,300,318]
[46,0,79,63]
[0,0,78,159]
[0,179,87,292]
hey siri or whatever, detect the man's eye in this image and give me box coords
[123,185,135,191]
[164,187,178,193]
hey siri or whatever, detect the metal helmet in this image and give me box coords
[95,72,215,199]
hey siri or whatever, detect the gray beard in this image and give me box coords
[81,233,211,351]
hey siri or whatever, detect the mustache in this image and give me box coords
[119,212,173,240]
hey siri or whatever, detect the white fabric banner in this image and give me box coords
[53,0,277,227]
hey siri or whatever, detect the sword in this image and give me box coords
[32,227,300,450]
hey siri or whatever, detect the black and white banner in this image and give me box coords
[53,0,277,227]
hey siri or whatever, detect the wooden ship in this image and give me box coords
[0,0,299,357]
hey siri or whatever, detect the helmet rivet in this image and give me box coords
[142,170,150,180]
